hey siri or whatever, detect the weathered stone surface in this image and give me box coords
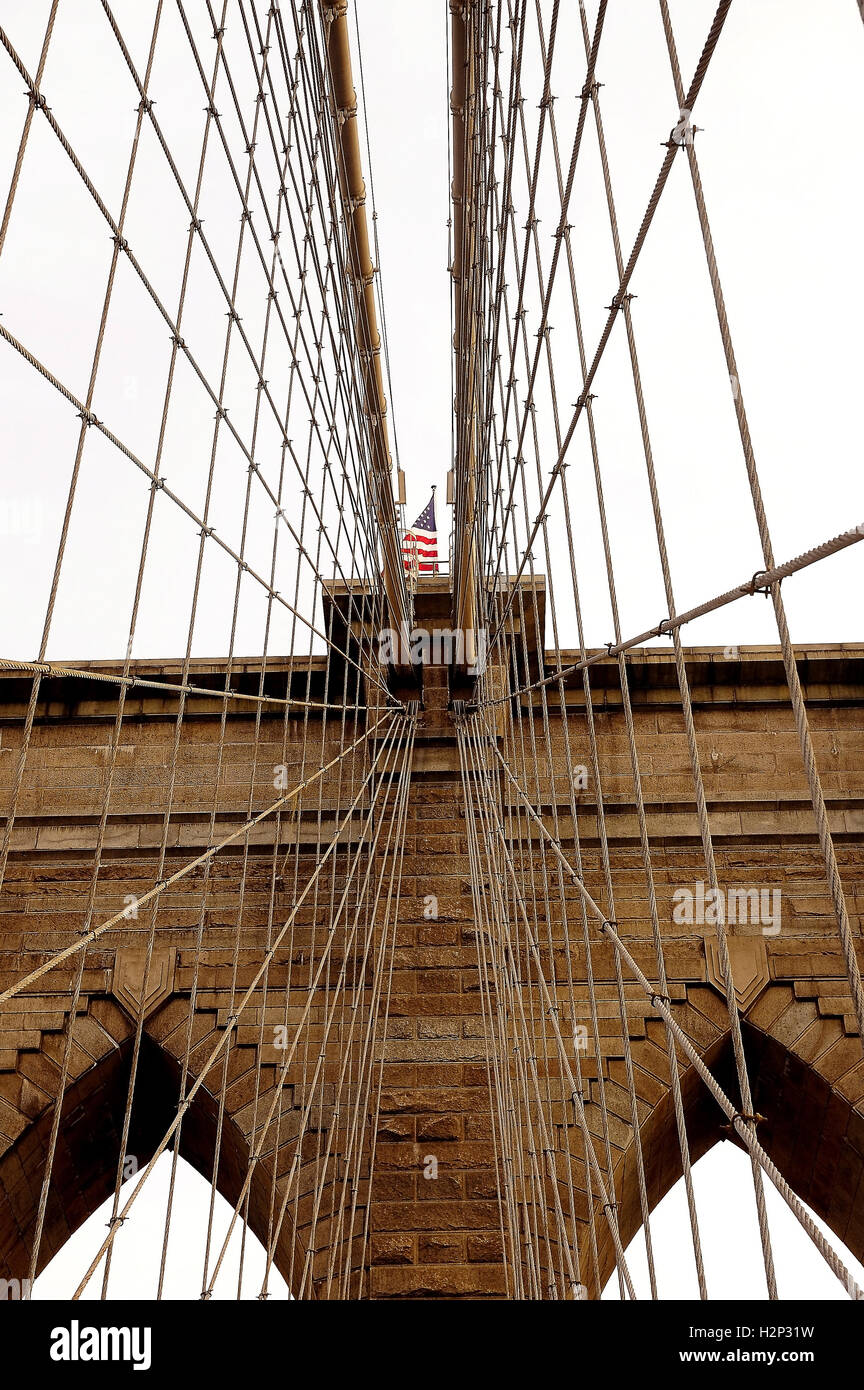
[0,635,862,1298]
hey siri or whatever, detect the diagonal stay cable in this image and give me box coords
[0,712,395,1007]
[658,0,864,1052]
[2,14,391,641]
[476,1,610,606]
[483,0,733,651]
[70,711,404,1299]
[250,717,417,1300]
[200,714,415,1297]
[0,0,59,257]
[0,656,367,714]
[470,522,864,712]
[458,716,635,1298]
[478,713,864,1301]
[0,320,392,701]
[575,0,776,1295]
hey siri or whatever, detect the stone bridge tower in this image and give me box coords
[0,578,862,1298]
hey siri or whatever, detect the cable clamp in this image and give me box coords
[189,217,204,233]
[651,992,671,1009]
[77,410,98,428]
[722,1111,766,1134]
[605,291,636,313]
[748,570,772,597]
[106,1216,127,1228]
[150,477,167,491]
[137,98,154,114]
[667,120,703,149]
[199,526,214,538]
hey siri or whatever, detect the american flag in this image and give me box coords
[402,490,439,574]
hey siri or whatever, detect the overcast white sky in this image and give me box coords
[0,0,862,1300]
[361,0,864,653]
[0,0,861,662]
[32,1139,864,1301]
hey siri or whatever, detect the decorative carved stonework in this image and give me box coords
[705,936,770,1013]
[111,947,176,1022]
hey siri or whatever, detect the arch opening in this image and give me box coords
[598,1018,864,1300]
[0,1028,303,1298]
